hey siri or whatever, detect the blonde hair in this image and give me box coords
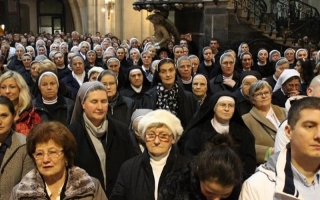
[39,59,58,74]
[0,71,31,114]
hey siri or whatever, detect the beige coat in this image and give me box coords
[0,131,34,200]
[242,104,286,164]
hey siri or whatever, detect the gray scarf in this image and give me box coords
[83,113,108,188]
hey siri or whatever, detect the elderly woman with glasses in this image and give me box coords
[242,80,286,164]
[110,109,189,200]
[272,69,302,107]
[10,121,107,199]
[209,53,240,94]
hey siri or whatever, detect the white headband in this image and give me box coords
[38,71,59,87]
[129,69,141,76]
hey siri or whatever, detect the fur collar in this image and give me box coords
[15,166,96,199]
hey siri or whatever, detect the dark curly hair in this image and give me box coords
[27,121,77,167]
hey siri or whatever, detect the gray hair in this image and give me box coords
[275,57,289,69]
[219,53,235,65]
[97,69,118,86]
[188,54,200,62]
[176,56,191,68]
[106,57,120,67]
[248,80,272,99]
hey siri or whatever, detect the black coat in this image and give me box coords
[139,85,198,129]
[233,89,253,116]
[181,82,192,92]
[67,117,136,197]
[265,75,277,90]
[197,62,218,79]
[95,57,104,68]
[108,94,136,127]
[109,146,190,200]
[119,85,149,106]
[15,67,34,90]
[32,94,74,125]
[271,88,287,108]
[57,67,71,80]
[209,72,240,94]
[252,62,273,79]
[184,120,256,179]
[129,130,144,155]
[7,55,24,72]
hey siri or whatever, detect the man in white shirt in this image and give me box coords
[240,97,320,200]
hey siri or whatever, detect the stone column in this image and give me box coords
[202,0,229,45]
[77,0,88,34]
[87,0,96,34]
[68,0,83,33]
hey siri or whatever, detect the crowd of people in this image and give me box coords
[0,30,320,199]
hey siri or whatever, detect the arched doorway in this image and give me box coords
[37,0,65,34]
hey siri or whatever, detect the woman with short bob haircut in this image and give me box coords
[0,70,42,135]
[11,121,107,199]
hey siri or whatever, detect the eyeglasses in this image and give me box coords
[254,91,271,98]
[286,83,300,89]
[33,149,64,160]
[145,132,172,142]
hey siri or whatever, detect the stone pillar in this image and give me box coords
[87,0,96,34]
[112,0,152,41]
[97,0,106,34]
[68,0,83,33]
[202,0,229,45]
[77,0,88,34]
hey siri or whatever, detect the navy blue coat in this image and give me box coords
[61,73,88,98]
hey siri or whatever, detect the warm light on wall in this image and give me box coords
[0,24,4,36]
[104,0,115,20]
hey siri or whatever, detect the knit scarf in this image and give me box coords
[83,113,108,187]
[156,82,178,116]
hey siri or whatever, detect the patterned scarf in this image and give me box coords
[156,82,178,116]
